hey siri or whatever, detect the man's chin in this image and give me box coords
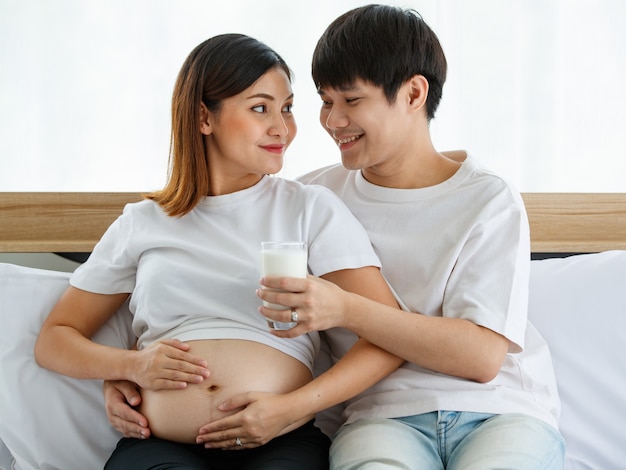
[340,154,365,171]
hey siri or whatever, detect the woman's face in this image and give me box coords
[202,66,296,195]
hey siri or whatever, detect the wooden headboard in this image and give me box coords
[1,192,626,254]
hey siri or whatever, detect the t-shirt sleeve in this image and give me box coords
[305,186,381,276]
[70,204,138,294]
[444,199,530,352]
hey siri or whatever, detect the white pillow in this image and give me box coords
[3,252,624,469]
[528,251,626,470]
[0,263,135,470]
[0,437,13,470]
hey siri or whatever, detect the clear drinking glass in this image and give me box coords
[260,241,307,330]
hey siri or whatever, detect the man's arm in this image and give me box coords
[259,273,510,383]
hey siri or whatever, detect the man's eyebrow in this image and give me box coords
[317,84,359,95]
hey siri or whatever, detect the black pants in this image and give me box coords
[104,420,330,470]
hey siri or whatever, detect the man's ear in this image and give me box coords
[199,102,212,135]
[406,74,429,112]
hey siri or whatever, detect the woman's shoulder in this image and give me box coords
[121,198,166,216]
[115,198,172,231]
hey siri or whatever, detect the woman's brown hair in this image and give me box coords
[146,34,291,216]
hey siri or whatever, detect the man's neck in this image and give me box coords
[361,150,465,189]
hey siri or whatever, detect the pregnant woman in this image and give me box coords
[34,33,401,469]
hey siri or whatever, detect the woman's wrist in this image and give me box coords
[118,348,140,385]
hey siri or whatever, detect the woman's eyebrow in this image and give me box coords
[246,92,294,101]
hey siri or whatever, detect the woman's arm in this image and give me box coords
[196,266,404,449]
[34,286,210,390]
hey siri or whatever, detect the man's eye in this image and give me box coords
[252,104,266,113]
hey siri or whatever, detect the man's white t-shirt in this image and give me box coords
[300,156,560,430]
[70,175,381,372]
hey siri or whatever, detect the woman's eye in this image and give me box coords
[282,103,293,113]
[252,104,266,113]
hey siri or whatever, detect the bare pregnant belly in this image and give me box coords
[140,339,312,443]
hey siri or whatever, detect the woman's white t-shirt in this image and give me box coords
[70,176,381,372]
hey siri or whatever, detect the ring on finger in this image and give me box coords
[235,437,243,447]
[290,308,298,323]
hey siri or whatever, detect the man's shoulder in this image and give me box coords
[296,163,349,186]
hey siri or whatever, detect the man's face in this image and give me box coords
[317,79,416,179]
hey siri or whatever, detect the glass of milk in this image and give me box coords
[260,241,307,330]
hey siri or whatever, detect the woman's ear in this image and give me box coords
[406,74,429,112]
[199,102,212,135]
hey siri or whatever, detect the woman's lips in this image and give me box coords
[262,144,285,154]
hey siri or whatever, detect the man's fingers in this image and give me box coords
[104,381,151,438]
[112,413,150,439]
[114,379,143,407]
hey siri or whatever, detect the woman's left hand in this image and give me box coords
[196,392,310,449]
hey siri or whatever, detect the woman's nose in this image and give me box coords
[269,114,288,137]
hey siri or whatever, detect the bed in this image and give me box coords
[1,192,625,469]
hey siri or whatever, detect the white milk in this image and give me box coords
[260,242,307,329]
[261,250,308,278]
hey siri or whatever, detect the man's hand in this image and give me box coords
[104,380,151,439]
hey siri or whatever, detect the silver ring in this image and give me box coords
[235,437,243,447]
[291,308,298,323]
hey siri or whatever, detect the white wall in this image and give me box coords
[1,0,625,194]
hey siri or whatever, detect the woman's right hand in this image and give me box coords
[130,338,210,390]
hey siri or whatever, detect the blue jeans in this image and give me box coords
[330,412,565,469]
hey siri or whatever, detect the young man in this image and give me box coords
[106,5,565,468]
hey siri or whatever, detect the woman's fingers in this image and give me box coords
[134,341,210,390]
